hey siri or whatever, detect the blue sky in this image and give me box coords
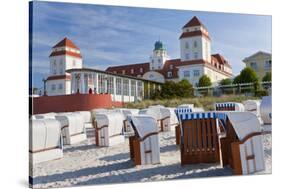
[31,1,271,90]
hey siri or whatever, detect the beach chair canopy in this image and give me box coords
[225,112,261,140]
[76,111,92,123]
[139,107,170,120]
[95,112,124,136]
[260,96,272,124]
[30,119,61,151]
[32,112,57,120]
[127,115,158,140]
[215,102,245,111]
[55,113,84,135]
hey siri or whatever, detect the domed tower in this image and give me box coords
[149,40,169,70]
[179,16,211,63]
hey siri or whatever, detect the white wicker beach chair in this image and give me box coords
[94,112,125,146]
[29,119,63,164]
[215,102,245,111]
[127,115,160,165]
[260,96,272,125]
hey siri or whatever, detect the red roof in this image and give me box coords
[49,50,82,58]
[179,30,210,40]
[182,16,205,28]
[46,74,71,81]
[106,62,150,77]
[212,54,232,68]
[53,37,80,50]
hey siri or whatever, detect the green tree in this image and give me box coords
[262,72,271,82]
[219,78,232,86]
[176,79,193,98]
[233,75,241,84]
[239,67,259,83]
[198,75,212,87]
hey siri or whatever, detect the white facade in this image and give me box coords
[180,27,211,62]
[46,79,71,96]
[149,49,169,70]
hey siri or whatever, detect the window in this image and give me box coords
[72,59,76,67]
[116,78,122,95]
[98,74,106,93]
[53,69,57,75]
[122,70,126,74]
[51,84,56,91]
[131,69,134,74]
[137,81,143,97]
[193,70,200,77]
[194,52,198,59]
[140,67,143,73]
[167,71,172,78]
[183,71,190,77]
[58,83,63,90]
[107,76,114,94]
[131,80,136,96]
[123,79,129,96]
[53,60,56,66]
[59,68,63,74]
[250,62,258,70]
[264,60,272,69]
[60,58,63,65]
[152,59,154,63]
[113,71,117,74]
[158,59,161,63]
[152,66,154,70]
[186,29,189,32]
[185,53,190,60]
[194,40,198,48]
[185,42,189,49]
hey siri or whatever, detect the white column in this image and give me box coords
[129,79,131,102]
[135,81,138,102]
[104,75,108,93]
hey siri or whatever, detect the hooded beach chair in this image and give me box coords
[260,96,272,125]
[94,112,125,146]
[215,102,245,111]
[219,112,265,175]
[29,119,63,164]
[55,112,87,145]
[76,111,93,128]
[127,115,160,165]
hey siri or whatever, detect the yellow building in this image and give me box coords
[243,51,272,81]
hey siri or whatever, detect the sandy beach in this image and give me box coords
[31,125,271,188]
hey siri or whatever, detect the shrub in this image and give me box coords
[239,67,259,83]
[198,75,212,87]
[219,78,232,86]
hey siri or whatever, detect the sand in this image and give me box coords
[31,125,272,188]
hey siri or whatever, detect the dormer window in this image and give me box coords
[140,67,143,73]
[122,70,126,74]
[113,71,117,74]
[131,69,134,74]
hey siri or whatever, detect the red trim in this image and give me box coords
[49,50,82,58]
[46,74,71,81]
[53,37,80,50]
[179,30,210,40]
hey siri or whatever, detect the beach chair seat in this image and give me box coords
[215,102,245,111]
[220,112,265,175]
[29,119,63,164]
[127,115,160,165]
[55,112,87,145]
[260,96,272,125]
[94,112,125,146]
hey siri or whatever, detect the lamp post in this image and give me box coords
[42,78,47,96]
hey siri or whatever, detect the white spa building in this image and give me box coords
[45,38,161,102]
[106,16,233,86]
